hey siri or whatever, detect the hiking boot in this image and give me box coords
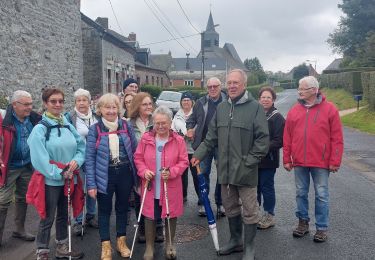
[313,230,328,243]
[219,215,243,255]
[257,213,275,230]
[198,206,206,217]
[73,222,82,236]
[116,236,131,257]
[101,241,112,260]
[292,219,309,238]
[55,241,84,259]
[86,217,99,229]
[36,249,50,260]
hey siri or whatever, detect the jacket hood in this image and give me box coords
[228,90,254,105]
[298,92,326,108]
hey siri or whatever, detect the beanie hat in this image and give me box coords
[123,78,138,90]
[180,91,193,102]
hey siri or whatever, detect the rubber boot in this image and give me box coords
[101,241,112,260]
[165,218,177,260]
[219,214,244,255]
[12,201,35,241]
[144,218,156,260]
[116,236,131,257]
[155,220,164,243]
[0,207,8,246]
[242,224,257,260]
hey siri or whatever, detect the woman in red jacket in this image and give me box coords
[134,106,189,260]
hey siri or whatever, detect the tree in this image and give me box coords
[244,57,267,85]
[328,0,375,63]
[356,32,375,67]
[293,64,309,87]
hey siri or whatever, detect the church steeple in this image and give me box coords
[203,11,219,51]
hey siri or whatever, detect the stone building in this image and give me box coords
[0,0,83,109]
[81,14,136,96]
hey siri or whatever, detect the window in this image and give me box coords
[146,75,149,84]
[161,77,164,86]
[107,69,112,92]
[115,72,120,93]
[156,77,159,86]
[152,76,154,85]
[184,80,193,86]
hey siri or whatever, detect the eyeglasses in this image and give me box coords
[154,122,168,127]
[16,101,33,107]
[48,99,65,104]
[297,87,314,92]
[207,84,220,89]
[124,100,132,105]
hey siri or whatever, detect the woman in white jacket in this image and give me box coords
[171,92,198,203]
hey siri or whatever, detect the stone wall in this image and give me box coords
[0,0,83,110]
[135,66,169,88]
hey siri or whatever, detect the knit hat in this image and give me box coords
[123,78,138,90]
[180,91,193,101]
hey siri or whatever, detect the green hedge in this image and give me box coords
[361,72,375,111]
[0,95,8,109]
[320,71,362,94]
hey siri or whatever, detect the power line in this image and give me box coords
[140,33,200,47]
[176,0,201,33]
[107,0,124,35]
[149,0,198,55]
[143,0,190,53]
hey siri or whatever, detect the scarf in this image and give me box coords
[102,117,120,163]
[45,112,64,125]
[75,107,93,121]
[135,117,148,135]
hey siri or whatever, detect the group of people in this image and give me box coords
[0,69,343,260]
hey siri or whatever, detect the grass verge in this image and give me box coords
[341,107,375,134]
[320,87,367,110]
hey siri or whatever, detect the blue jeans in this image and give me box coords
[97,163,133,241]
[75,169,97,223]
[257,168,276,215]
[294,167,330,230]
[199,148,222,206]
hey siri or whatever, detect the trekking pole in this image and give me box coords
[67,172,72,260]
[130,179,150,259]
[163,168,173,257]
[81,171,86,240]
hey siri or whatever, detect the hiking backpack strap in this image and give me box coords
[95,121,129,149]
[39,120,71,141]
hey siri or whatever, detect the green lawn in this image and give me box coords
[341,107,375,134]
[320,87,366,110]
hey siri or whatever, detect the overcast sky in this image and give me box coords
[81,0,343,73]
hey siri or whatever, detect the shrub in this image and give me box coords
[0,95,9,109]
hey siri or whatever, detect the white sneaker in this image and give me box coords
[198,206,206,217]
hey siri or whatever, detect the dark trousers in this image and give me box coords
[97,164,133,241]
[36,185,67,249]
[257,168,276,215]
[187,154,200,204]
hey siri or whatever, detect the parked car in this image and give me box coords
[155,91,182,114]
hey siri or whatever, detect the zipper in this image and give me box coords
[304,108,309,163]
[227,103,234,184]
[322,144,326,160]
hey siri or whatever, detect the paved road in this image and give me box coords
[1,89,375,259]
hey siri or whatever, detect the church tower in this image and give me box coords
[203,12,219,52]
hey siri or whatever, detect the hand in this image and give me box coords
[67,160,78,172]
[144,170,155,181]
[190,157,200,167]
[186,129,195,140]
[161,168,170,181]
[284,163,293,171]
[329,165,339,173]
[62,170,73,179]
[88,189,97,199]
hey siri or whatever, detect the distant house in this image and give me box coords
[322,58,343,73]
[81,14,136,96]
[161,12,247,88]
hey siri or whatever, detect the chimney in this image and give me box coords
[95,17,108,29]
[128,32,136,41]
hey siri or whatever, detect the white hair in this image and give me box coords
[228,69,248,86]
[152,105,173,121]
[11,90,32,103]
[299,76,319,89]
[74,88,91,101]
[207,77,222,86]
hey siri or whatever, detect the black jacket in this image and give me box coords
[259,105,285,169]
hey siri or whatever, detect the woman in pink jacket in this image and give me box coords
[134,105,188,260]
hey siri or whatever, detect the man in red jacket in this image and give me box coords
[283,76,343,243]
[0,90,41,246]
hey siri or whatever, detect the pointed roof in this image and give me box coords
[206,11,216,32]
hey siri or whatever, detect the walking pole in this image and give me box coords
[163,168,173,257]
[67,172,72,260]
[81,172,86,240]
[130,180,150,259]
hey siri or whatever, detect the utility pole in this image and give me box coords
[200,32,205,89]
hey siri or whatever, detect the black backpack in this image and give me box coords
[39,120,71,141]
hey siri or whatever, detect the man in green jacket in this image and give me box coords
[191,69,269,260]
